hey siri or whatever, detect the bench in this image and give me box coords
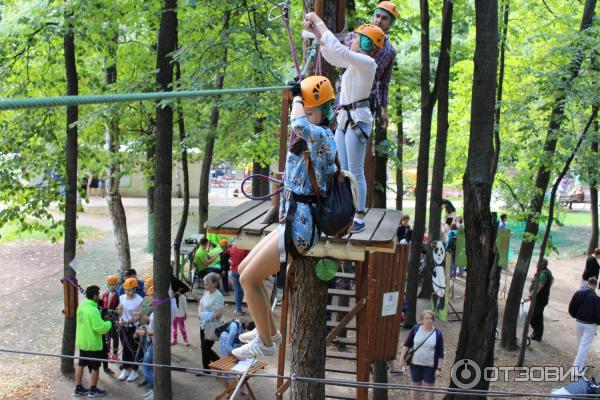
[557,193,591,205]
[209,355,268,400]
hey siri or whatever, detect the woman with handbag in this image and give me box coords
[198,272,225,371]
[232,76,338,360]
[398,310,444,400]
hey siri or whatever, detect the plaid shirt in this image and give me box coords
[344,32,397,106]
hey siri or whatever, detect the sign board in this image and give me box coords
[381,291,399,317]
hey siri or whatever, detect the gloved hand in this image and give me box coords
[288,80,301,97]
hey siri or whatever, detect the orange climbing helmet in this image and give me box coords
[219,239,229,247]
[144,277,153,289]
[376,1,399,19]
[145,285,154,296]
[300,75,336,108]
[354,24,385,49]
[107,275,118,285]
[123,277,138,290]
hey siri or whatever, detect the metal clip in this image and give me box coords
[268,3,288,21]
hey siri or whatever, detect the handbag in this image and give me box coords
[203,320,222,341]
[404,326,436,366]
[306,155,356,238]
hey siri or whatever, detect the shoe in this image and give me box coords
[351,220,365,234]
[126,370,139,382]
[239,328,282,345]
[232,337,276,360]
[529,336,542,342]
[184,341,190,347]
[73,386,89,396]
[103,366,114,375]
[143,389,154,399]
[109,354,118,361]
[118,369,130,381]
[87,387,106,398]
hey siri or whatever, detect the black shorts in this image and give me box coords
[78,350,104,372]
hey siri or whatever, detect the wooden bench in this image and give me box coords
[558,193,592,205]
[209,355,268,400]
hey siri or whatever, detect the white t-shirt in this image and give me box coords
[199,290,225,315]
[320,30,376,127]
[176,295,188,318]
[411,326,437,368]
[119,294,143,324]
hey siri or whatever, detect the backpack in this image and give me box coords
[306,156,357,237]
[447,234,457,253]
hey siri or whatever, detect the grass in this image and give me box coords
[0,220,102,244]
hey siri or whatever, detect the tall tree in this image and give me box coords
[422,0,454,300]
[588,127,599,254]
[198,9,231,234]
[60,2,78,374]
[153,0,178,397]
[500,0,597,350]
[104,28,132,279]
[173,58,190,276]
[395,85,404,211]
[447,0,499,396]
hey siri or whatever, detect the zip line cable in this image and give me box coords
[0,347,597,398]
[0,85,291,111]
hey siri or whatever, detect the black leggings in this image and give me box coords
[120,326,142,370]
[200,329,220,369]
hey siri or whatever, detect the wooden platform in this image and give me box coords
[205,200,403,261]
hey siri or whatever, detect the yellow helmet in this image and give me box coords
[107,275,118,285]
[354,24,386,49]
[123,277,138,290]
[376,1,398,19]
[300,75,336,108]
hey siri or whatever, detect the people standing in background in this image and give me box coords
[440,199,456,219]
[229,244,250,316]
[100,275,120,374]
[117,269,145,298]
[454,215,464,229]
[499,213,508,230]
[198,273,225,370]
[171,290,189,346]
[581,248,600,289]
[446,223,458,278]
[569,277,600,373]
[219,239,231,296]
[397,214,412,244]
[527,259,553,341]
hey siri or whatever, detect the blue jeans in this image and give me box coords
[335,121,371,213]
[142,342,153,389]
[231,272,244,313]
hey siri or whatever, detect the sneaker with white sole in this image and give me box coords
[118,369,130,381]
[126,370,139,382]
[232,337,276,360]
[143,389,154,399]
[238,329,282,345]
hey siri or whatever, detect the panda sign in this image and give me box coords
[431,240,449,321]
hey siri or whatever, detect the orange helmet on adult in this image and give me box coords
[354,24,385,49]
[300,75,336,108]
[219,239,229,247]
[144,277,153,289]
[376,1,398,19]
[107,275,118,285]
[123,277,138,290]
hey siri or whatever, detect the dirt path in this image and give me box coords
[0,197,598,399]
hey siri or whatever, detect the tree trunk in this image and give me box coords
[289,257,327,399]
[518,107,597,366]
[395,87,404,211]
[446,0,499,397]
[61,4,78,374]
[373,108,387,208]
[406,0,434,325]
[490,0,510,185]
[251,118,269,197]
[500,0,596,350]
[198,11,231,234]
[588,129,599,255]
[104,31,132,279]
[421,0,453,300]
[153,1,177,398]
[146,124,156,254]
[173,59,190,276]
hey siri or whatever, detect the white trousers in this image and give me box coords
[573,321,597,373]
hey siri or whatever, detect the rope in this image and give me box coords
[240,174,283,200]
[0,347,597,398]
[0,85,291,111]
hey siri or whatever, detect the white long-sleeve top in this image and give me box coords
[319,30,377,127]
[175,295,188,318]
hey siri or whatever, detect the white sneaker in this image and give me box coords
[126,370,139,382]
[118,369,130,381]
[143,389,154,399]
[232,337,276,360]
[239,329,282,345]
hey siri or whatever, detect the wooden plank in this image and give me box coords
[325,391,357,400]
[327,320,356,330]
[326,350,357,360]
[326,298,366,344]
[333,337,357,346]
[204,200,265,230]
[370,209,403,243]
[328,208,374,243]
[327,289,355,297]
[335,272,355,279]
[222,201,272,231]
[355,259,370,400]
[349,208,386,243]
[242,206,277,234]
[325,364,356,374]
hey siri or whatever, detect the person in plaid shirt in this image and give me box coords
[345,1,398,129]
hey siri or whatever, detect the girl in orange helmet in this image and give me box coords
[101,275,120,371]
[304,13,385,234]
[232,76,337,360]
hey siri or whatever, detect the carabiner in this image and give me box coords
[268,3,288,22]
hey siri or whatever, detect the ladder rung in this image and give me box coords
[325,365,357,374]
[326,305,353,313]
[332,337,357,346]
[327,289,355,297]
[326,350,357,360]
[335,272,355,279]
[325,391,357,400]
[326,320,356,330]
